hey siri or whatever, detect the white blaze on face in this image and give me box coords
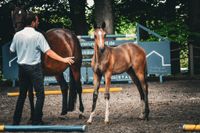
[98,30,104,48]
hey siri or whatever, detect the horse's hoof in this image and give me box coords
[27,119,32,125]
[58,115,68,120]
[61,110,68,116]
[79,114,86,119]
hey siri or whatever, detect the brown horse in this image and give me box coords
[87,23,149,124]
[11,5,84,119]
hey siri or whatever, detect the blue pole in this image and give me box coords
[0,125,87,132]
[78,34,136,39]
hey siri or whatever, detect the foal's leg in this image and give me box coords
[87,73,102,124]
[70,67,84,118]
[104,72,112,124]
[127,68,149,120]
[136,71,149,120]
[55,74,69,116]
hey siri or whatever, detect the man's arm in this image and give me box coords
[10,36,16,53]
[45,49,75,65]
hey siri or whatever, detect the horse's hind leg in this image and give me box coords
[55,74,69,116]
[70,67,84,118]
[127,67,149,120]
[87,72,102,124]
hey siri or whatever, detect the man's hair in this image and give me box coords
[25,12,37,26]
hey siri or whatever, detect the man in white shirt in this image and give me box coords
[10,12,74,125]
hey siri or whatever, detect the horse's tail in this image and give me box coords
[68,68,77,111]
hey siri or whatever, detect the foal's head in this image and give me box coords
[94,22,106,53]
[11,5,27,32]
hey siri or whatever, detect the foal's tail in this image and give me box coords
[68,68,77,111]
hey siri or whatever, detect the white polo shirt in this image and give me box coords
[10,27,50,65]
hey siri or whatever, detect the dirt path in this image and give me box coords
[0,80,200,133]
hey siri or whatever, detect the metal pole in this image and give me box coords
[7,88,123,97]
[183,124,200,131]
[0,125,87,132]
[159,75,163,83]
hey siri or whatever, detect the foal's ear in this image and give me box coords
[94,22,106,29]
[101,22,106,29]
[94,22,97,29]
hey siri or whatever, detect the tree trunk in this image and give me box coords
[68,0,88,35]
[94,0,114,34]
[188,0,200,75]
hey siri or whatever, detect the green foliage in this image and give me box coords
[148,20,189,45]
[180,49,188,68]
[49,15,71,28]
[115,13,189,68]
[147,20,189,68]
[114,0,190,69]
[0,0,193,70]
[115,16,136,34]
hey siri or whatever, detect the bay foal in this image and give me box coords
[87,23,149,124]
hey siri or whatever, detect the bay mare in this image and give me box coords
[11,5,84,119]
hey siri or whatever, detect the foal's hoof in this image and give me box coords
[104,121,110,125]
[86,122,92,125]
[138,114,149,121]
[138,117,149,121]
[86,120,92,125]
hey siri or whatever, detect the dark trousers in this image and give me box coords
[13,63,45,124]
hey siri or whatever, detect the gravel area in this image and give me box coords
[0,79,200,133]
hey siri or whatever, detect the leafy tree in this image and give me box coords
[0,0,199,74]
[68,0,88,35]
[114,0,189,68]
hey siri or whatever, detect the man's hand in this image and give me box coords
[45,50,75,65]
[64,57,75,65]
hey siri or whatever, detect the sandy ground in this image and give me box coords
[0,79,200,133]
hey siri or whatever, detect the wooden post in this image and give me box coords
[189,43,194,76]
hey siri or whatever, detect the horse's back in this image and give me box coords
[112,43,146,59]
[110,43,146,71]
[43,28,82,75]
[116,42,145,53]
